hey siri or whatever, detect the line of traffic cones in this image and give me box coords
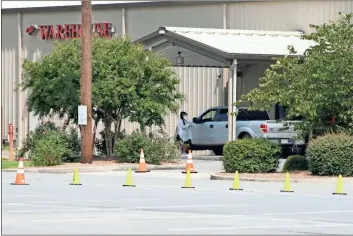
[8,157,349,196]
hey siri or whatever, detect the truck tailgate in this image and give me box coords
[265,121,300,139]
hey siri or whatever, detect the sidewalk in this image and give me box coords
[1,160,185,173]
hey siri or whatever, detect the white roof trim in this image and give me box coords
[162,26,315,56]
[164,26,305,37]
[2,1,150,9]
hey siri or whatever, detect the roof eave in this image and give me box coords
[1,1,235,14]
[229,53,306,61]
[135,26,233,66]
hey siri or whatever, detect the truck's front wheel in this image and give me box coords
[212,147,224,156]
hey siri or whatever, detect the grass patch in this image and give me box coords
[1,145,18,151]
[1,160,32,169]
[2,144,9,150]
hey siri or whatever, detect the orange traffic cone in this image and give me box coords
[182,150,198,174]
[135,149,150,173]
[10,158,29,185]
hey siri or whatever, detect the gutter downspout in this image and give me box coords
[228,59,238,141]
[17,12,25,150]
[122,8,126,36]
[222,3,228,106]
[222,3,227,29]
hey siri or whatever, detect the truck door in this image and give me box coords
[195,108,218,145]
[212,108,229,145]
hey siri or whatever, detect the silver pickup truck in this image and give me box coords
[189,106,306,156]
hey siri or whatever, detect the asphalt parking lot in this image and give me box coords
[2,163,353,235]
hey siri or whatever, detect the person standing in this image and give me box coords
[176,111,193,154]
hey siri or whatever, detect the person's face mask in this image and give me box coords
[183,115,187,119]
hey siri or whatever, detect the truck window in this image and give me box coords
[237,109,270,121]
[201,109,217,122]
[218,108,270,121]
[218,109,228,121]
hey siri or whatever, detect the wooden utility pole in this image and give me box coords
[80,0,93,164]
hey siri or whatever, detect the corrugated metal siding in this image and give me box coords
[1,49,17,138]
[125,4,223,40]
[1,13,19,144]
[228,0,353,33]
[168,67,225,155]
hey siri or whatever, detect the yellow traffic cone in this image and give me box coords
[123,168,136,187]
[332,174,347,195]
[70,168,82,185]
[229,171,243,191]
[181,169,195,189]
[280,172,293,192]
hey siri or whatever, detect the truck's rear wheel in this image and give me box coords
[239,132,251,139]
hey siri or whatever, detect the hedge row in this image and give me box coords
[222,133,353,176]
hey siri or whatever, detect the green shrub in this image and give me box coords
[223,138,280,173]
[282,155,308,172]
[146,130,180,164]
[114,130,179,165]
[31,131,71,166]
[19,121,59,157]
[95,129,126,156]
[114,131,151,163]
[19,122,81,164]
[307,133,353,176]
[61,127,81,163]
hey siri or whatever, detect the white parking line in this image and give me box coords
[4,202,248,214]
[9,209,103,213]
[168,223,353,231]
[2,194,56,198]
[129,204,237,209]
[30,198,161,204]
[2,202,101,210]
[255,210,353,216]
[68,183,353,200]
[33,210,352,225]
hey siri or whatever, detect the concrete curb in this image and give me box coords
[2,164,185,174]
[209,174,349,183]
[181,155,222,161]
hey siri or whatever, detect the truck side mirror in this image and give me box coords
[192,117,199,123]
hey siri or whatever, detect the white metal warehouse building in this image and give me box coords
[1,0,353,151]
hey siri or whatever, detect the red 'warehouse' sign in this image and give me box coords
[26,23,113,40]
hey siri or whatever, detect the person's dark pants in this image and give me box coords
[176,135,192,153]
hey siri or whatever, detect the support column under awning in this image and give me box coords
[228,59,238,142]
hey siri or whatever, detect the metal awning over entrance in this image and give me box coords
[134,26,315,141]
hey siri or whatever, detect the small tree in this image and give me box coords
[19,36,184,157]
[239,13,353,136]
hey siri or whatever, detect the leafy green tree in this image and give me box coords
[127,50,184,131]
[239,12,353,136]
[19,36,184,157]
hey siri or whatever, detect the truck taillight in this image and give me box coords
[260,124,268,133]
